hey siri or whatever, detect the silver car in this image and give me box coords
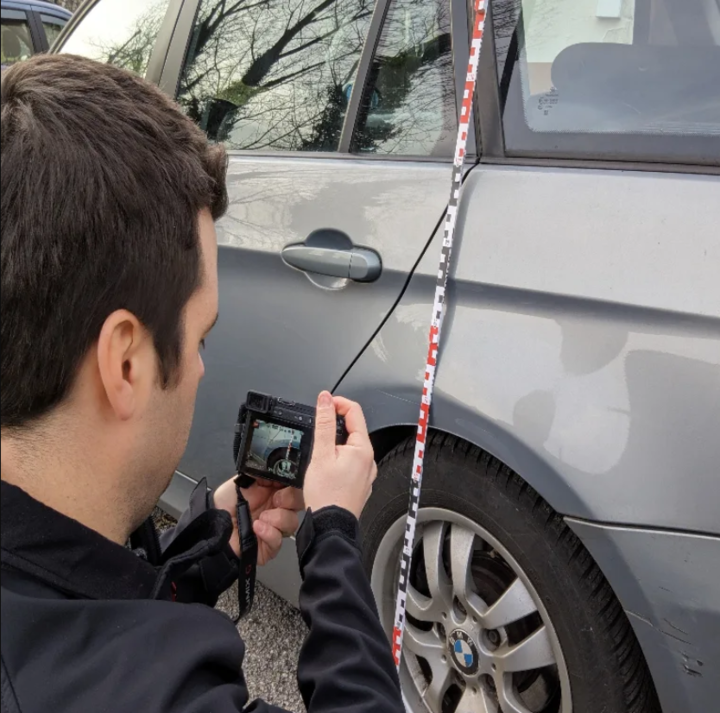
[56,1,719,712]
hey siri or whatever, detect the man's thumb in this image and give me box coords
[313,391,337,458]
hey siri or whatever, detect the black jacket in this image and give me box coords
[0,480,403,712]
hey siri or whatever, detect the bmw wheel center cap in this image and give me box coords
[449,630,480,676]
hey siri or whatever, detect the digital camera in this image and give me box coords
[234,391,348,488]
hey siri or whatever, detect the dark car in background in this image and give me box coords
[1,0,70,68]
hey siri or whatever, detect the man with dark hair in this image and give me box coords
[0,55,403,713]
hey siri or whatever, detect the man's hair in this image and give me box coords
[1,55,228,429]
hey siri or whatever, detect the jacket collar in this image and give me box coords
[1,480,159,600]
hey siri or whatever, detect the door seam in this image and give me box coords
[332,162,482,392]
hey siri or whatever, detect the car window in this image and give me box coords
[177,0,374,152]
[41,15,68,49]
[1,15,34,67]
[352,0,455,157]
[59,0,172,76]
[497,0,720,163]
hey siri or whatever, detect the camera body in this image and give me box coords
[235,391,347,488]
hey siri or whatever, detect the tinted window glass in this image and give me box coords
[59,0,171,76]
[498,0,720,164]
[42,15,68,49]
[1,17,34,67]
[353,0,455,156]
[177,0,373,152]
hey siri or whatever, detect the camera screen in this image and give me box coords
[243,419,305,482]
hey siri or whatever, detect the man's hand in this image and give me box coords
[213,478,304,565]
[303,392,377,519]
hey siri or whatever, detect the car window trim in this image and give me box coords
[146,0,184,85]
[0,7,28,22]
[222,148,454,163]
[450,0,477,159]
[1,8,27,21]
[27,8,47,53]
[51,0,102,53]
[479,154,720,177]
[337,0,391,153]
[475,0,504,160]
[158,0,200,97]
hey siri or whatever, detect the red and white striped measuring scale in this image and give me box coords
[391,0,489,669]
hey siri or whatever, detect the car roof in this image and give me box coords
[1,0,72,18]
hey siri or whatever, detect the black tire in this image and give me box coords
[360,433,659,713]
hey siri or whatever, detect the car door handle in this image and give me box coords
[281,244,382,282]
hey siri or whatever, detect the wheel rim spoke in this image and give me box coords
[495,679,531,713]
[406,582,437,623]
[422,522,453,611]
[495,625,556,673]
[449,525,485,619]
[422,659,454,711]
[404,623,445,660]
[481,577,538,629]
[456,685,495,713]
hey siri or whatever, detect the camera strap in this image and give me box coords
[390,0,489,668]
[234,477,258,620]
[231,405,258,618]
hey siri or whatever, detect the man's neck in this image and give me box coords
[1,433,131,545]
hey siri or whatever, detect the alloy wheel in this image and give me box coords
[371,508,572,713]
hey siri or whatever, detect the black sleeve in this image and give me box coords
[159,479,240,606]
[295,507,404,713]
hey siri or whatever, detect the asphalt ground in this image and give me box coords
[153,510,307,711]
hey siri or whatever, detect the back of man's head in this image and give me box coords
[1,54,228,431]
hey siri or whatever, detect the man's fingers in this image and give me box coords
[259,508,300,537]
[312,391,338,460]
[332,396,368,437]
[254,520,282,557]
[273,486,305,512]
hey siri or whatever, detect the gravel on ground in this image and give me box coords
[153,509,306,711]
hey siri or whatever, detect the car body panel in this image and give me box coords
[567,519,720,713]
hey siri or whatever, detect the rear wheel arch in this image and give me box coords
[367,417,583,522]
[361,431,661,713]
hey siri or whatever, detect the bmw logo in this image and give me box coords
[449,630,480,676]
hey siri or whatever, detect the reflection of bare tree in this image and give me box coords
[353,0,454,156]
[73,1,169,76]
[178,0,373,151]
[55,0,83,11]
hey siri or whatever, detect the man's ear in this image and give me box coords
[96,310,156,421]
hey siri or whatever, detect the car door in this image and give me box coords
[150,0,476,504]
